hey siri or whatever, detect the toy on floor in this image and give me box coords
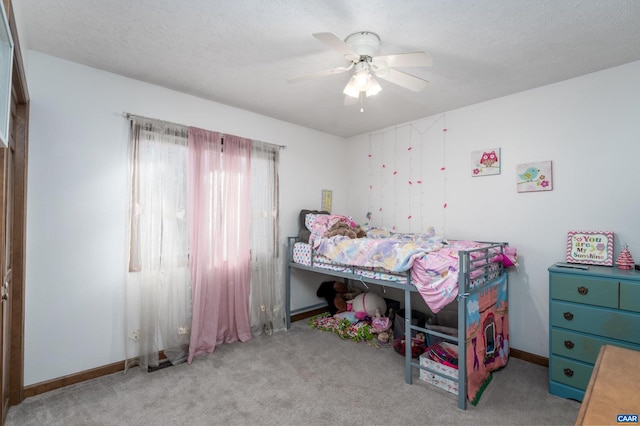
[371,307,390,330]
[377,331,390,343]
[316,281,348,315]
[370,307,392,343]
[393,332,427,358]
[350,292,387,317]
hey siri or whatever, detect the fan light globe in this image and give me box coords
[354,70,370,88]
[366,78,382,97]
[343,77,360,98]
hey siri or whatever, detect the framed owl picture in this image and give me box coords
[517,160,553,192]
[471,148,501,177]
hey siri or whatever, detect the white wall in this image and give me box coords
[25,51,347,385]
[346,61,640,357]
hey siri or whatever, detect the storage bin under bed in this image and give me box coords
[419,342,459,395]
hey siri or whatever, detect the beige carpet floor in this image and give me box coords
[6,319,581,425]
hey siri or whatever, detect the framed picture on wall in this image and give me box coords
[321,189,332,213]
[517,160,553,192]
[566,230,614,266]
[471,148,501,176]
[0,2,13,147]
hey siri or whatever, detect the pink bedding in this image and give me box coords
[299,213,517,314]
[411,240,516,314]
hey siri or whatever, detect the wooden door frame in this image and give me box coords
[3,0,29,410]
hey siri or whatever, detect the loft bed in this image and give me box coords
[284,212,516,410]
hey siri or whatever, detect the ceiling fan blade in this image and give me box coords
[374,52,433,68]
[377,69,429,92]
[287,65,353,84]
[313,32,359,59]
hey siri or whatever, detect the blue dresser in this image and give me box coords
[548,264,640,401]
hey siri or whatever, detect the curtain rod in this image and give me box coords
[123,112,286,149]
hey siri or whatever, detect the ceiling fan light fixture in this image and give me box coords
[343,77,360,98]
[294,31,432,105]
[354,69,370,89]
[344,65,382,98]
[365,77,382,97]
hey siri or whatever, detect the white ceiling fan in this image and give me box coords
[288,31,432,105]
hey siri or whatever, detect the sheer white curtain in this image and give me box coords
[126,118,192,370]
[249,141,284,336]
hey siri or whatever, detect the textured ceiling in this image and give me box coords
[17,0,640,137]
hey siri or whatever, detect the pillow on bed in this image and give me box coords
[297,209,329,242]
[306,213,355,246]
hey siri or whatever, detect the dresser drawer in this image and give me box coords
[550,301,640,344]
[620,281,640,313]
[550,274,618,308]
[549,355,593,391]
[550,328,640,363]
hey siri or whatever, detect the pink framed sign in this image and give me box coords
[566,231,614,266]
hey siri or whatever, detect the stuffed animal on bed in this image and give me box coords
[316,281,348,315]
[324,221,366,239]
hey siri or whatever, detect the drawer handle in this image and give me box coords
[564,340,574,349]
[564,368,574,377]
[577,286,588,295]
[563,312,574,321]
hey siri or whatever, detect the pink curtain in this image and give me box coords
[187,127,253,364]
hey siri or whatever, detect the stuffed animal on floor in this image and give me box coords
[350,292,387,317]
[316,281,348,316]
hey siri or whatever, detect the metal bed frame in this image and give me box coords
[285,235,507,410]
